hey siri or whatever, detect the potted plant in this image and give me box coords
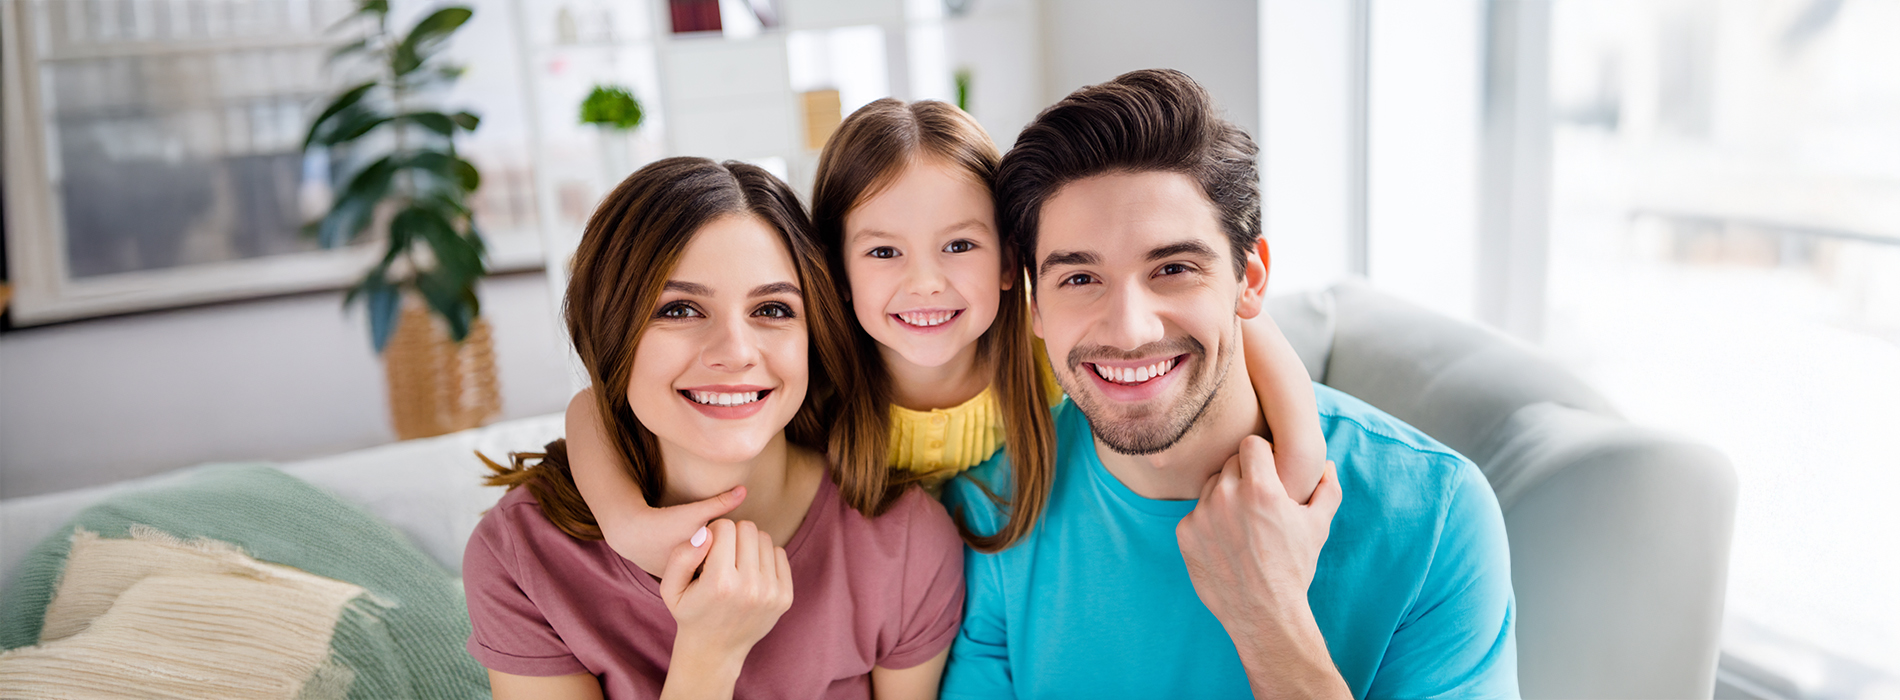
[580,84,646,184]
[304,0,499,439]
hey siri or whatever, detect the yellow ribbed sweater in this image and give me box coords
[887,356,1062,487]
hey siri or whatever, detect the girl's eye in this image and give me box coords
[868,246,899,259]
[1157,262,1193,276]
[754,302,797,319]
[1060,273,1095,287]
[944,239,976,254]
[657,302,703,319]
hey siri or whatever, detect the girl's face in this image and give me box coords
[842,157,1010,370]
[626,214,809,469]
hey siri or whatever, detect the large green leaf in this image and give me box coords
[366,276,403,352]
[400,111,457,137]
[392,7,472,76]
[414,267,475,342]
[400,150,480,192]
[325,37,372,64]
[309,106,393,148]
[451,111,480,130]
[393,206,485,285]
[317,156,397,247]
[325,0,389,33]
[303,81,377,151]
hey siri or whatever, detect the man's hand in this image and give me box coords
[1177,435,1349,700]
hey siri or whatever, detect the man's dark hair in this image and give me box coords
[996,68,1260,280]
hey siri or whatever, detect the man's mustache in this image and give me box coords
[1066,337,1205,370]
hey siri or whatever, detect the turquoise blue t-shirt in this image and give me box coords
[940,383,1518,699]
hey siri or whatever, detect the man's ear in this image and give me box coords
[1000,247,1017,291]
[1236,236,1270,319]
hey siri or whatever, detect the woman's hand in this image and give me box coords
[656,519,794,700]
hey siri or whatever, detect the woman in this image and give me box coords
[465,158,962,699]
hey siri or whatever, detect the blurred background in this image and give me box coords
[1,0,1896,696]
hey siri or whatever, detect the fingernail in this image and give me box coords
[690,527,708,548]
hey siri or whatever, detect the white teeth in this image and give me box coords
[688,391,761,406]
[898,310,957,327]
[1092,358,1177,385]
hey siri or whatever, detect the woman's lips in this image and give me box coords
[678,386,773,419]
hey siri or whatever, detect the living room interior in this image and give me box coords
[2,0,1896,698]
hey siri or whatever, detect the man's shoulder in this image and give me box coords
[1313,383,1489,527]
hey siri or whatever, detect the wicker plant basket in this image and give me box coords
[384,298,501,440]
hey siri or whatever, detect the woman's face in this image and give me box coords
[842,157,1009,370]
[626,214,808,467]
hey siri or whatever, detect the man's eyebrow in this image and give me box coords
[1038,250,1100,278]
[749,282,800,297]
[1146,239,1219,262]
[664,280,711,296]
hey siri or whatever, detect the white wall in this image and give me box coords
[0,273,573,499]
[1261,0,1357,295]
[1038,0,1260,139]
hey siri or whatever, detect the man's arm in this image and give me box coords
[1177,437,1351,700]
[938,477,1017,700]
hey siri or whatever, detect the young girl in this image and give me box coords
[467,158,962,699]
[564,100,1328,574]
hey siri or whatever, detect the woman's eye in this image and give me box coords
[657,302,703,319]
[1157,263,1193,276]
[868,247,899,259]
[944,239,976,254]
[754,302,797,319]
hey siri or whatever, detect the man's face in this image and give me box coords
[1031,170,1260,456]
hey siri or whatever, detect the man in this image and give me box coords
[940,69,1517,699]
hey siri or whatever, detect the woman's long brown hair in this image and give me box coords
[485,157,880,537]
[811,99,1055,552]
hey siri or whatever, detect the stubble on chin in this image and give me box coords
[1061,335,1234,456]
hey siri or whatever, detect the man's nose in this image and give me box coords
[703,315,761,371]
[1096,281,1167,351]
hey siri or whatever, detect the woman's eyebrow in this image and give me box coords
[664,280,711,295]
[749,282,801,297]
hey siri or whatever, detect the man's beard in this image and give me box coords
[1060,329,1235,456]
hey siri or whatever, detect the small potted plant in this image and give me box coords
[580,84,645,184]
[304,0,498,439]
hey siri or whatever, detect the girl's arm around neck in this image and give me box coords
[566,389,745,575]
[871,648,952,700]
[1240,313,1327,505]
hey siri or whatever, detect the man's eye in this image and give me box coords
[944,239,976,254]
[1060,273,1094,287]
[1157,263,1193,276]
[868,247,899,259]
[657,302,702,319]
[754,302,797,319]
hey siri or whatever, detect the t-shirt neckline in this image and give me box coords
[617,474,838,597]
[1064,404,1200,518]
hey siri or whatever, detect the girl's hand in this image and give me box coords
[567,390,746,575]
[658,518,794,688]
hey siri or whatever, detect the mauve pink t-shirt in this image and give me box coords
[463,474,964,699]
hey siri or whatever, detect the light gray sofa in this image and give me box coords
[1270,280,1739,699]
[1,281,1736,698]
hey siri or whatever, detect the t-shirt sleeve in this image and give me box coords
[879,492,967,669]
[463,506,591,677]
[1367,460,1520,699]
[938,474,1015,699]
